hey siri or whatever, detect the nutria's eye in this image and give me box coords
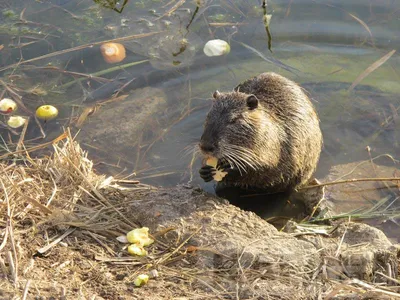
[213,90,221,99]
[246,95,258,110]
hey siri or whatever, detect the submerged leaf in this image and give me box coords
[349,50,396,91]
[235,41,300,75]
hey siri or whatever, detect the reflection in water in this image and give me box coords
[0,0,400,239]
[103,8,203,70]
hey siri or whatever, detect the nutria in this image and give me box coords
[199,72,323,196]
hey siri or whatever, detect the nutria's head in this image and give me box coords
[199,90,283,173]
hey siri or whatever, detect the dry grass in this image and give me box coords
[0,131,154,298]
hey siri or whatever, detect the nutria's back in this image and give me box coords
[199,72,322,193]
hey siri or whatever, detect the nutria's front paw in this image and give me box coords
[199,165,216,182]
[216,161,240,179]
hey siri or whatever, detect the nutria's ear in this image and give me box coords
[246,95,258,110]
[212,90,221,99]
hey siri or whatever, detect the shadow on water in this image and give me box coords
[215,185,305,220]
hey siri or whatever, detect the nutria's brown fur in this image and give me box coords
[199,72,322,194]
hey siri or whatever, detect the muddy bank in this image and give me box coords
[112,186,400,299]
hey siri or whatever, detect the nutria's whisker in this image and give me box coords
[223,146,259,172]
[223,147,250,167]
[181,143,200,158]
[222,157,237,175]
[229,145,260,161]
[223,152,241,172]
[227,149,257,171]
[223,152,246,175]
[189,146,199,157]
[227,144,264,169]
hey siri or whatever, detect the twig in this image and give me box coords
[322,2,375,48]
[6,251,16,283]
[61,286,66,299]
[375,271,400,285]
[37,228,76,254]
[156,0,186,20]
[366,147,397,197]
[0,31,163,73]
[33,116,46,139]
[299,177,400,190]
[335,217,350,258]
[0,121,19,135]
[333,154,398,182]
[16,117,29,152]
[152,227,176,239]
[94,256,146,264]
[46,174,58,207]
[2,178,18,285]
[162,0,176,8]
[23,66,112,83]
[221,0,245,17]
[0,131,67,160]
[0,180,10,252]
[24,196,53,214]
[0,257,8,279]
[186,4,199,30]
[22,279,31,300]
[56,260,71,271]
[0,162,16,173]
[386,263,392,279]
[285,0,293,17]
[19,8,61,32]
[83,231,115,256]
[344,278,400,298]
[112,179,140,184]
[59,59,148,89]
[156,226,202,265]
[209,22,248,27]
[233,40,299,75]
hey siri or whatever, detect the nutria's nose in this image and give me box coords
[199,141,215,153]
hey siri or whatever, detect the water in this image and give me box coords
[1,0,399,239]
